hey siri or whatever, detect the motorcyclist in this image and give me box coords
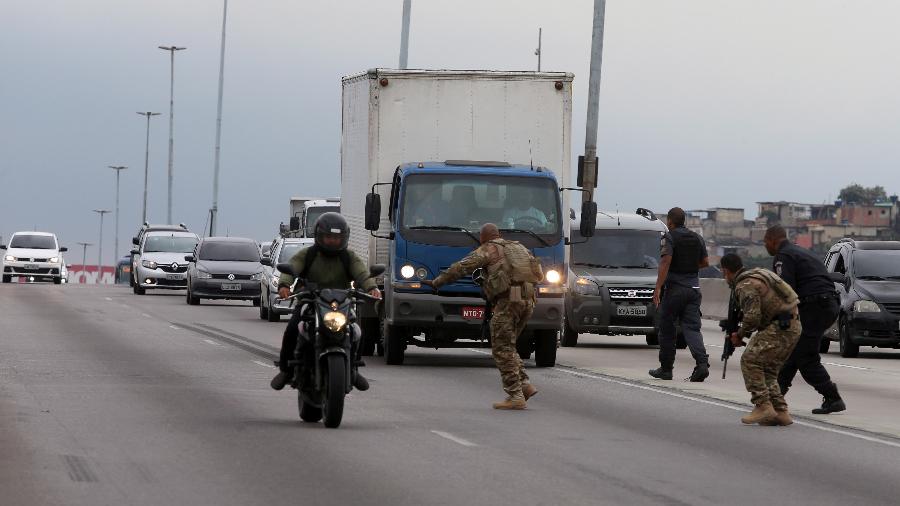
[270,212,381,391]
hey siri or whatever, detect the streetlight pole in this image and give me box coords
[535,27,542,71]
[108,166,127,267]
[210,0,229,237]
[76,242,92,284]
[581,0,607,203]
[399,0,411,69]
[92,210,110,284]
[136,112,160,224]
[158,45,186,224]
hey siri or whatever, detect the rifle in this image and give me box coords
[719,289,742,379]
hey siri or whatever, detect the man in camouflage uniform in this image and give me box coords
[423,223,542,410]
[720,253,802,426]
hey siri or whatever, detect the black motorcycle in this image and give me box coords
[276,263,384,428]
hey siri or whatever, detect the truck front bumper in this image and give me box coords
[387,290,563,331]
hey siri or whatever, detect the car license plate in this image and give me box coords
[24,264,39,270]
[221,283,242,291]
[165,274,183,280]
[617,305,647,317]
[461,306,485,320]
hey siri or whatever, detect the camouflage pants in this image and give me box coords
[490,298,534,399]
[740,320,801,410]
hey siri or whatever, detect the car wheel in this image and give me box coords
[186,284,200,306]
[839,317,859,358]
[259,300,268,320]
[646,333,660,346]
[383,321,406,365]
[53,277,62,285]
[133,282,145,295]
[2,275,11,283]
[561,324,579,347]
[533,330,558,367]
[267,303,281,322]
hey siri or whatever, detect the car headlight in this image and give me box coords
[49,256,59,263]
[4,255,14,262]
[853,300,881,313]
[250,272,264,281]
[400,264,415,279]
[142,260,158,269]
[545,269,562,284]
[196,270,212,279]
[322,311,347,333]
[574,277,600,296]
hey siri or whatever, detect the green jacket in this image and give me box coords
[278,247,376,292]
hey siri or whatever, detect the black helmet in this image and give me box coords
[314,212,349,256]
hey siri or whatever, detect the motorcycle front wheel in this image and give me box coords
[322,354,346,428]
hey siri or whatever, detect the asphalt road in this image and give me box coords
[3,284,900,506]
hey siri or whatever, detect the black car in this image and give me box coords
[823,239,900,357]
[185,237,264,306]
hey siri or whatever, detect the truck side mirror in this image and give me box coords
[369,264,386,277]
[580,201,597,237]
[365,193,382,231]
[289,216,300,232]
[132,236,139,245]
[59,247,68,252]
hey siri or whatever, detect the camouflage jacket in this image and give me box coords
[432,241,504,289]
[732,268,799,339]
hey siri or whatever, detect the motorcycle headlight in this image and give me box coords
[322,311,347,333]
[49,256,59,263]
[196,270,212,279]
[250,271,264,281]
[4,255,14,262]
[545,269,562,284]
[142,260,158,269]
[400,264,415,279]
[574,277,600,296]
[853,300,881,313]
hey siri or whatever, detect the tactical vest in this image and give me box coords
[482,239,543,301]
[669,227,703,274]
[736,268,799,307]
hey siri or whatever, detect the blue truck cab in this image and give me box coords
[364,160,579,366]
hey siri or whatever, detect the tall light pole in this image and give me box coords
[158,45,186,224]
[399,0,411,69]
[209,0,229,237]
[581,0,606,203]
[76,242,92,284]
[108,166,127,267]
[535,28,542,71]
[136,112,160,223]
[92,210,110,285]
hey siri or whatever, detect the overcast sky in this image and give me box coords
[2,0,899,262]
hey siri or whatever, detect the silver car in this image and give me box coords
[259,236,313,321]
[132,231,199,295]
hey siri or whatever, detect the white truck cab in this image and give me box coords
[1,231,67,284]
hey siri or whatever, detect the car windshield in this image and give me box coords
[278,243,307,262]
[305,206,340,236]
[144,235,198,253]
[399,174,560,248]
[198,242,260,262]
[10,234,56,249]
[853,250,900,279]
[571,229,663,269]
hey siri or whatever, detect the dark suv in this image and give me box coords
[823,239,900,357]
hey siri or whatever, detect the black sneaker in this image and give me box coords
[353,371,370,391]
[812,397,846,414]
[270,370,289,391]
[648,367,673,380]
[688,363,709,382]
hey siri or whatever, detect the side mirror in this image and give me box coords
[130,248,139,255]
[369,264,386,277]
[277,262,295,276]
[184,255,195,262]
[289,216,301,232]
[579,201,597,237]
[365,193,382,231]
[0,245,6,250]
[59,247,68,252]
[132,236,139,245]
[260,257,272,267]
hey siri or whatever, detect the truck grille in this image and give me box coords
[609,288,654,300]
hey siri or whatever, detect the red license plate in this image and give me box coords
[461,306,485,320]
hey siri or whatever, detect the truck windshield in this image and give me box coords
[10,234,56,249]
[306,206,340,236]
[144,235,198,253]
[853,250,900,279]
[400,174,560,248]
[571,229,663,269]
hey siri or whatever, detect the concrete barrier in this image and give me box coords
[700,278,730,321]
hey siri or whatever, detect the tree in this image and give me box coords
[839,184,886,205]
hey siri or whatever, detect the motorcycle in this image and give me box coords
[276,262,384,428]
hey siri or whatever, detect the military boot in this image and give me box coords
[270,370,289,391]
[812,397,846,414]
[352,370,370,391]
[760,408,793,426]
[741,402,777,425]
[493,396,527,410]
[688,363,709,382]
[523,383,539,401]
[648,367,673,380]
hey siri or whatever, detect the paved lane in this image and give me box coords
[2,284,900,505]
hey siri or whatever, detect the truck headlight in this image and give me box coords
[574,277,600,296]
[400,264,415,279]
[4,255,14,262]
[323,311,347,332]
[545,269,562,284]
[416,267,428,279]
[196,270,212,279]
[142,260,158,269]
[853,300,881,313]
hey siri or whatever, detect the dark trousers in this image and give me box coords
[778,294,841,398]
[658,285,708,369]
[279,308,306,373]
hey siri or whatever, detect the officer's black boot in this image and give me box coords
[688,362,710,382]
[812,385,845,414]
[270,370,289,391]
[352,370,370,391]
[649,367,673,380]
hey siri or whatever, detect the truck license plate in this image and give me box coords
[461,306,485,320]
[221,283,242,291]
[617,305,647,317]
[24,264,39,270]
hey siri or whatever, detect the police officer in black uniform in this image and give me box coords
[765,225,846,414]
[650,207,711,381]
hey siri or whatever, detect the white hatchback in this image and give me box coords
[1,231,67,284]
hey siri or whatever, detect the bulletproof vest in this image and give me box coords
[482,239,543,301]
[669,227,703,274]
[736,268,799,307]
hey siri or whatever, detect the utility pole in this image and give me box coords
[76,242,92,284]
[399,0,411,69]
[581,0,606,203]
[92,210,110,285]
[158,45,186,224]
[108,166,127,267]
[535,28,542,71]
[210,0,229,237]
[137,112,160,223]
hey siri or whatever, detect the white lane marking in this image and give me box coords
[169,325,180,330]
[707,344,723,349]
[104,297,112,301]
[142,313,151,318]
[467,348,491,356]
[825,362,869,371]
[552,366,900,449]
[203,339,222,346]
[431,430,478,447]
[252,360,275,369]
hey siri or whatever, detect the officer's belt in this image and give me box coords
[799,292,838,304]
